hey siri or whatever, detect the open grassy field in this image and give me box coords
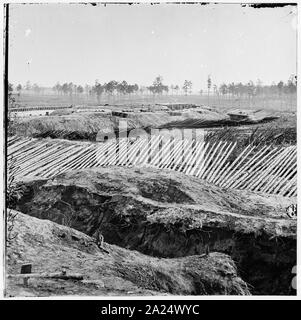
[13,93,296,114]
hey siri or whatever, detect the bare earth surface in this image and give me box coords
[6,212,250,297]
[13,107,225,140]
[12,167,296,295]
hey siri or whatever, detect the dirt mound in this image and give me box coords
[13,108,226,140]
[14,113,113,140]
[137,178,195,203]
[13,167,296,295]
[6,212,250,297]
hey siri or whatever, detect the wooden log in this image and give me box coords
[185,141,204,175]
[133,136,156,165]
[111,141,129,165]
[7,272,84,280]
[237,147,283,190]
[10,141,46,160]
[77,147,97,169]
[8,138,297,198]
[209,142,236,183]
[183,141,200,174]
[194,142,215,177]
[94,143,111,167]
[58,145,92,172]
[144,136,162,165]
[247,147,290,191]
[222,145,270,188]
[115,140,130,165]
[8,138,33,154]
[42,146,84,177]
[151,139,173,167]
[161,139,182,169]
[16,144,61,175]
[13,143,48,166]
[126,139,146,165]
[26,145,76,176]
[197,141,222,179]
[266,149,296,194]
[188,141,209,176]
[176,139,195,172]
[277,166,297,195]
[69,146,95,170]
[215,144,254,186]
[161,139,179,168]
[100,142,118,166]
[261,147,295,193]
[205,142,229,181]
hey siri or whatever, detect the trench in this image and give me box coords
[29,118,296,146]
[14,183,296,295]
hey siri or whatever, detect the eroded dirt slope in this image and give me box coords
[6,212,250,297]
[13,167,296,295]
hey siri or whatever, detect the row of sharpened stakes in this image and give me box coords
[8,135,296,197]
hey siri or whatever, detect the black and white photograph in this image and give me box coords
[2,1,298,298]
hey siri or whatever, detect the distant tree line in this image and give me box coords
[52,80,140,103]
[13,81,44,96]
[11,74,296,102]
[217,75,297,99]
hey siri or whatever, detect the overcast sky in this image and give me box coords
[8,3,297,90]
